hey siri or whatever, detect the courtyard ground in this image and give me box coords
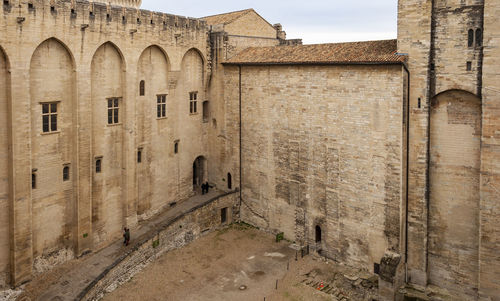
[103,224,378,301]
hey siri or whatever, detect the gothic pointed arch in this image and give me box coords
[136,45,170,215]
[428,89,481,297]
[29,37,76,260]
[90,41,126,248]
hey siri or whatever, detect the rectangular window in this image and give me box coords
[137,148,142,163]
[107,98,120,124]
[189,92,198,114]
[42,103,58,133]
[157,94,167,118]
[466,61,472,71]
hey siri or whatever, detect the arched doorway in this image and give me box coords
[193,156,206,190]
[227,173,232,190]
[428,90,481,297]
[315,225,322,243]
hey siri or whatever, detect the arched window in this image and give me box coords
[139,80,145,96]
[63,166,70,181]
[476,28,482,47]
[468,29,474,47]
[227,173,232,190]
[95,158,102,173]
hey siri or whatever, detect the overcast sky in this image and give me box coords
[140,0,398,44]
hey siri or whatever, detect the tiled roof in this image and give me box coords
[201,9,254,25]
[224,40,407,65]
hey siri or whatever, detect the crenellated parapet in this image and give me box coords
[1,0,206,34]
[98,0,142,9]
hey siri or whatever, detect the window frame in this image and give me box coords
[157,94,167,118]
[41,102,59,133]
[189,91,198,114]
[107,97,121,125]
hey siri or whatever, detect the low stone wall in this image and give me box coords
[78,192,240,301]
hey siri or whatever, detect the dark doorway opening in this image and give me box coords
[315,225,322,243]
[227,172,232,190]
[193,156,206,190]
[221,207,227,224]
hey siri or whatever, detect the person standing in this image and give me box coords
[123,228,130,246]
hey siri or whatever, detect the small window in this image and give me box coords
[227,172,232,190]
[107,98,120,124]
[42,103,58,133]
[189,92,198,114]
[174,141,179,154]
[32,172,36,189]
[476,28,482,47]
[137,148,142,163]
[202,101,209,122]
[157,95,166,118]
[95,158,102,173]
[221,207,227,224]
[139,80,145,96]
[417,98,421,109]
[63,165,70,181]
[106,13,111,21]
[468,29,474,47]
[466,61,472,71]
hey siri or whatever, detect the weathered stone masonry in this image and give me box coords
[0,0,499,300]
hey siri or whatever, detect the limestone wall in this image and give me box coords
[224,10,277,39]
[398,0,500,299]
[0,0,208,287]
[224,64,405,274]
[480,0,500,299]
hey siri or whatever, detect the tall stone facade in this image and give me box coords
[0,0,499,300]
[0,0,212,287]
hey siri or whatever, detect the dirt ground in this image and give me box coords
[103,224,378,301]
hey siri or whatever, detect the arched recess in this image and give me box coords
[29,38,76,262]
[91,42,125,248]
[136,45,170,216]
[428,89,481,297]
[0,46,11,286]
[181,48,205,112]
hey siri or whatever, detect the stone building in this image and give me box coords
[0,0,498,300]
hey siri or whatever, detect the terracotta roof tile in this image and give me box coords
[201,9,254,25]
[224,39,407,65]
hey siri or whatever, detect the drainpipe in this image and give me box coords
[402,63,411,284]
[238,65,242,220]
